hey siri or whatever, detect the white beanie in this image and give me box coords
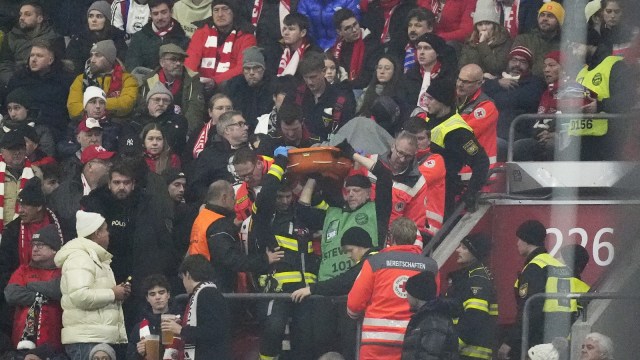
[83,86,107,109]
[584,0,601,22]
[528,343,559,360]
[473,0,501,25]
[76,210,106,238]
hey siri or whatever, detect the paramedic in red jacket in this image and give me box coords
[347,217,439,360]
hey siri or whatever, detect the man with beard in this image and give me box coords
[139,43,204,132]
[483,46,545,158]
[67,40,139,119]
[0,1,64,86]
[390,7,436,73]
[257,101,321,157]
[48,145,115,239]
[81,161,176,330]
[223,47,274,132]
[512,1,564,77]
[163,169,198,267]
[126,0,188,70]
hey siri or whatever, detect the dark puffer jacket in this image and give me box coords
[65,25,128,74]
[401,299,460,360]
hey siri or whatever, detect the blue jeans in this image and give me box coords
[65,343,99,360]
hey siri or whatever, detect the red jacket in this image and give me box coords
[185,24,257,84]
[458,88,499,179]
[144,153,181,174]
[429,0,476,42]
[233,156,274,222]
[8,265,63,352]
[347,245,439,354]
[418,153,446,237]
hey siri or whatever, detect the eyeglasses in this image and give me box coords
[457,77,482,85]
[31,242,49,249]
[236,163,256,180]
[226,121,247,129]
[162,56,183,63]
[393,144,415,160]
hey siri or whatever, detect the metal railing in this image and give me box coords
[506,113,630,162]
[520,292,640,360]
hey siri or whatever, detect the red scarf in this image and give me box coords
[503,0,520,38]
[429,0,445,23]
[192,121,214,159]
[0,156,34,233]
[252,0,291,29]
[380,0,400,43]
[198,27,237,79]
[277,40,309,76]
[158,70,183,96]
[419,60,442,79]
[333,30,365,81]
[154,20,175,37]
[107,62,125,98]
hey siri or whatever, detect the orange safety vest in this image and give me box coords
[233,156,274,221]
[419,153,446,237]
[188,207,225,260]
[458,90,498,180]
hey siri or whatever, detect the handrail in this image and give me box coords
[506,113,630,162]
[422,202,466,256]
[520,292,640,360]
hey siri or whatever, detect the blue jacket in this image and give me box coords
[297,0,361,50]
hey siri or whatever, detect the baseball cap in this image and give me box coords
[81,145,115,164]
[76,117,103,134]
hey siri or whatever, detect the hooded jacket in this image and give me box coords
[54,237,127,344]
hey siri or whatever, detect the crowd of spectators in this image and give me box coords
[0,0,637,358]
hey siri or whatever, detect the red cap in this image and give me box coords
[81,145,115,164]
[544,50,564,64]
[76,117,103,134]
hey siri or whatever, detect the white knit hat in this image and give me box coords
[76,210,106,238]
[83,86,107,109]
[584,0,601,22]
[473,0,501,25]
[528,343,559,360]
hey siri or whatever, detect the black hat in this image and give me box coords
[559,244,590,276]
[414,33,446,54]
[0,130,27,149]
[516,220,547,247]
[5,87,34,109]
[340,226,373,248]
[19,178,46,207]
[163,168,187,185]
[371,96,400,134]
[461,233,492,260]
[425,78,456,108]
[344,174,371,189]
[212,0,235,12]
[31,224,62,251]
[17,125,39,143]
[405,271,437,301]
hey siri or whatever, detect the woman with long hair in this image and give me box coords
[459,0,512,78]
[142,123,181,174]
[357,54,405,116]
[323,53,347,85]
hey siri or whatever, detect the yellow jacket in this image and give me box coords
[66,65,139,119]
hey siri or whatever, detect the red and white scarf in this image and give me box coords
[251,0,291,31]
[429,0,445,23]
[199,27,237,79]
[333,28,368,81]
[417,61,442,108]
[153,20,175,38]
[503,0,520,38]
[181,282,218,360]
[192,121,214,159]
[380,0,400,43]
[0,157,34,233]
[277,41,309,76]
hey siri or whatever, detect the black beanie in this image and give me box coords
[5,87,34,109]
[414,33,446,54]
[559,244,590,276]
[344,174,371,189]
[163,168,187,185]
[426,78,456,108]
[405,271,437,301]
[341,226,373,248]
[31,224,63,251]
[516,220,547,247]
[461,233,492,260]
[18,178,46,207]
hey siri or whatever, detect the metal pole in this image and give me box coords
[355,319,362,360]
[520,292,640,360]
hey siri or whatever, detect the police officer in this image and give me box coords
[250,147,318,360]
[423,78,489,218]
[444,233,498,360]
[497,220,587,360]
